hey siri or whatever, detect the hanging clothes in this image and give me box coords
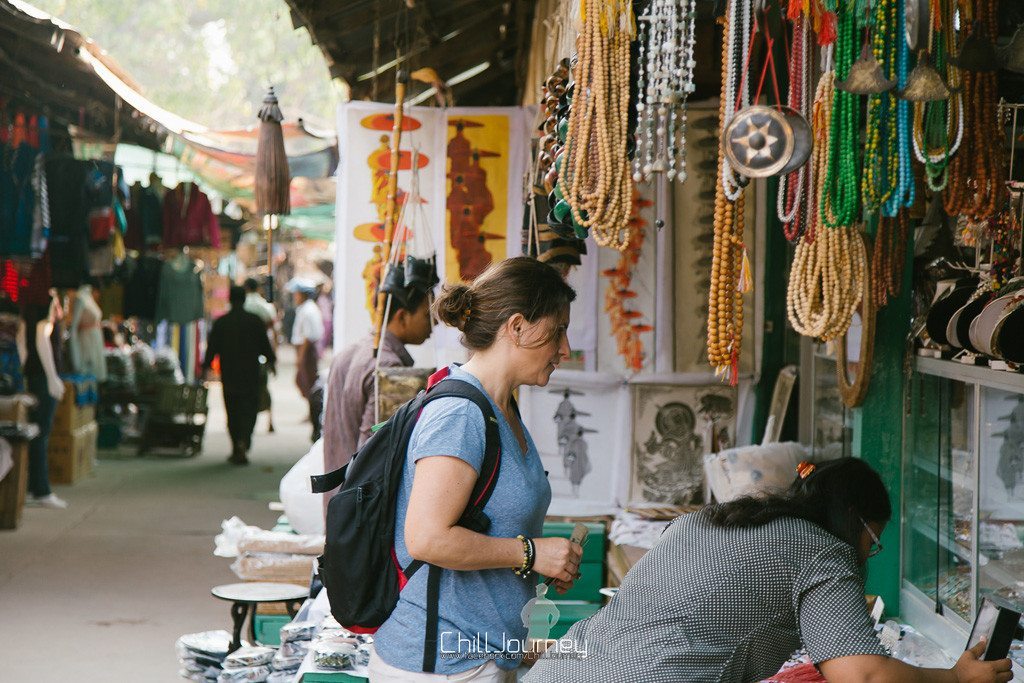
[68,285,106,381]
[0,311,24,394]
[155,253,204,324]
[46,157,90,288]
[123,254,164,320]
[18,251,52,307]
[30,149,50,258]
[125,182,163,250]
[161,183,221,248]
[7,138,38,257]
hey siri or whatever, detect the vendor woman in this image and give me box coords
[525,458,1013,683]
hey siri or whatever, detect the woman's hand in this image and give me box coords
[952,641,1013,683]
[533,536,582,584]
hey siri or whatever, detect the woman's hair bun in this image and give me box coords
[434,284,473,331]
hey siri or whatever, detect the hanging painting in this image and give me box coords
[519,375,628,516]
[630,382,737,505]
[333,102,446,363]
[441,108,529,284]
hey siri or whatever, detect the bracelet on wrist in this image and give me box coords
[513,535,534,578]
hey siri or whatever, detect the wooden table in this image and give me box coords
[211,581,308,652]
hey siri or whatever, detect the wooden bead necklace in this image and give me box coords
[943,0,1005,222]
[870,208,909,309]
[707,7,748,384]
[559,0,636,251]
[786,67,868,342]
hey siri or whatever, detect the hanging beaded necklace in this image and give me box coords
[821,0,862,228]
[912,0,963,192]
[882,0,915,216]
[778,15,811,242]
[870,208,909,308]
[559,0,636,251]
[943,0,1005,222]
[861,0,900,214]
[633,0,698,184]
[707,5,749,384]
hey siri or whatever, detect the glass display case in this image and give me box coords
[903,357,1024,667]
[800,340,853,458]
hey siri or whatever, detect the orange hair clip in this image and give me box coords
[796,461,816,479]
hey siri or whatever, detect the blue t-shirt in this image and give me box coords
[374,365,552,674]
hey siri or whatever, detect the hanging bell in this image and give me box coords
[950,21,999,72]
[899,53,950,102]
[836,43,896,94]
[999,24,1024,74]
[722,105,809,178]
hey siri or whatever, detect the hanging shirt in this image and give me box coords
[155,257,204,324]
[161,183,221,248]
[46,157,90,288]
[125,183,163,250]
[290,299,324,345]
[123,255,164,320]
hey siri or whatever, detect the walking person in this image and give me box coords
[243,277,277,433]
[288,278,324,427]
[320,283,434,515]
[203,285,276,465]
[368,257,583,682]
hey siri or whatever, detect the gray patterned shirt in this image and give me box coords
[525,507,887,683]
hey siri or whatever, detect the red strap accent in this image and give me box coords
[473,446,501,507]
[393,546,409,590]
[346,624,379,635]
[426,367,450,390]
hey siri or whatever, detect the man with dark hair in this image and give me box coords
[203,285,276,465]
[243,276,277,433]
[321,286,433,510]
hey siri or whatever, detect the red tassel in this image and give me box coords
[27,115,39,148]
[816,11,837,46]
[787,0,803,20]
[730,348,740,387]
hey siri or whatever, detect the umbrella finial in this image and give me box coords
[258,86,284,124]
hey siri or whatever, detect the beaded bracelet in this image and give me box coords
[513,535,535,578]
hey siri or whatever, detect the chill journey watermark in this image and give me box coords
[438,632,589,660]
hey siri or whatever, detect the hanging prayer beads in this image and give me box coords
[633,0,698,184]
[559,0,636,251]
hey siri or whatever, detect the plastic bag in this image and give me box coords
[217,665,271,683]
[279,440,326,536]
[214,517,262,558]
[175,630,233,661]
[278,639,310,659]
[313,638,357,670]
[229,552,315,582]
[279,620,317,644]
[237,530,324,557]
[703,442,808,503]
[271,650,305,672]
[225,646,276,668]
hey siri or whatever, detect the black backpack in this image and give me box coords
[310,368,502,673]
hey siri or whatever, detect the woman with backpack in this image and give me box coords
[523,458,1014,683]
[368,257,584,682]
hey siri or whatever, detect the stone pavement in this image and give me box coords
[0,347,323,682]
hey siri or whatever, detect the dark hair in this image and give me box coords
[387,286,429,323]
[243,277,260,292]
[707,458,892,548]
[229,285,246,307]
[434,257,576,351]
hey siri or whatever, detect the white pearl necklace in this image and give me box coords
[632,0,697,184]
[720,0,750,201]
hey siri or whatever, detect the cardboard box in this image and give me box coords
[48,421,97,485]
[0,441,29,530]
[0,394,33,425]
[52,391,96,435]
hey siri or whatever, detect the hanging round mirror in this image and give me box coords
[836,236,876,408]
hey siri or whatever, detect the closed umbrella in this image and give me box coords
[255,86,291,302]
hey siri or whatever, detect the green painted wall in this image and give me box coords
[852,228,914,615]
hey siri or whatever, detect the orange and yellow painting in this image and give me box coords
[445,116,509,282]
[353,113,430,315]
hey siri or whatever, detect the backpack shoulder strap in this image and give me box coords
[418,379,502,524]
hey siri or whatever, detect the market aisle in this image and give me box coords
[0,347,325,682]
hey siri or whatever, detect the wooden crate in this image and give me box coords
[0,441,29,530]
[49,421,97,485]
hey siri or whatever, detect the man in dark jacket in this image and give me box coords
[203,285,276,464]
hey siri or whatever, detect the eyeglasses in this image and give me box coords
[860,517,883,558]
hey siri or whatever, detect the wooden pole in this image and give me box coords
[372,71,409,354]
